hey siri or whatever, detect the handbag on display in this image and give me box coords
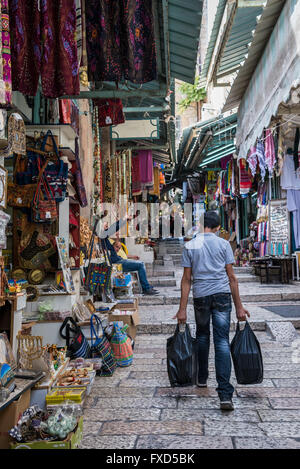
[32,163,58,223]
[110,323,133,367]
[90,314,116,376]
[94,98,125,127]
[84,219,112,295]
[59,317,91,360]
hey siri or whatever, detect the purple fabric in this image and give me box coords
[138,150,153,186]
[220,155,232,170]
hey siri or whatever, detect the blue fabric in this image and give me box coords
[181,233,234,298]
[194,293,234,400]
[118,259,151,291]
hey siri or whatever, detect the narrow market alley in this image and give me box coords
[79,240,300,450]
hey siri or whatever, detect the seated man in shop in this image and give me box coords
[97,216,159,296]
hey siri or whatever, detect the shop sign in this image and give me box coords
[111,118,159,140]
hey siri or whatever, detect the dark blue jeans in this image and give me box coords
[118,259,151,292]
[194,293,234,400]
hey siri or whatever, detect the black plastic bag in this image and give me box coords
[167,324,197,387]
[230,321,263,385]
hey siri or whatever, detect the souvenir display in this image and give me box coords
[56,236,76,294]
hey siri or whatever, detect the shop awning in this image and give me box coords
[200,0,264,87]
[236,0,300,158]
[223,0,287,112]
[175,113,237,176]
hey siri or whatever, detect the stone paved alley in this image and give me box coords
[80,241,300,450]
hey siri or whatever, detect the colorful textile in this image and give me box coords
[239,158,252,195]
[264,129,276,176]
[149,166,160,196]
[248,146,258,177]
[10,0,79,98]
[110,322,133,367]
[131,152,142,196]
[274,128,284,177]
[138,150,153,188]
[256,140,267,180]
[94,98,125,127]
[1,0,11,106]
[86,0,157,84]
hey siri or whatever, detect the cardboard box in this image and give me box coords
[0,389,31,449]
[10,416,83,449]
[109,300,140,339]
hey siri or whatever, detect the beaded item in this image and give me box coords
[92,106,103,213]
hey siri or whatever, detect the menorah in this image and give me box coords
[17,334,44,370]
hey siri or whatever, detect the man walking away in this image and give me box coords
[174,211,250,411]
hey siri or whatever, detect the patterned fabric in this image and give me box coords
[239,158,252,195]
[94,98,125,127]
[264,128,276,175]
[1,0,11,105]
[86,0,157,84]
[274,128,284,177]
[90,314,117,376]
[248,145,258,177]
[110,322,133,367]
[9,0,40,97]
[10,0,79,98]
[256,139,267,180]
[79,0,88,87]
[131,152,142,196]
[41,0,79,98]
[149,166,160,196]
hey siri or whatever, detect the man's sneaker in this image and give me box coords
[143,289,160,296]
[220,399,234,411]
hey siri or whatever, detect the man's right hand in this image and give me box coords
[236,306,250,322]
[173,309,187,324]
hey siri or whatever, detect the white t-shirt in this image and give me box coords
[281,154,300,190]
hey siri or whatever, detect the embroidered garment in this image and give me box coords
[247,146,257,177]
[9,0,40,97]
[86,0,157,84]
[1,0,11,106]
[264,129,276,175]
[256,140,267,180]
[94,98,125,127]
[10,0,79,98]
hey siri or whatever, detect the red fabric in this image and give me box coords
[239,159,252,190]
[131,153,142,196]
[59,99,72,124]
[94,98,125,127]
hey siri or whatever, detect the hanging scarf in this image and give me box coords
[138,150,153,189]
[131,153,142,196]
[1,0,11,106]
[149,166,160,197]
[256,139,267,180]
[247,146,258,177]
[264,128,276,176]
[239,158,252,195]
[85,0,157,84]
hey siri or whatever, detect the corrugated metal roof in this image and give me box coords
[223,0,287,112]
[200,0,264,85]
[200,0,227,82]
[175,113,237,173]
[168,0,204,83]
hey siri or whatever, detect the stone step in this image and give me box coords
[138,292,300,305]
[145,270,175,278]
[154,260,164,265]
[166,248,182,254]
[147,278,177,287]
[235,274,259,283]
[234,267,253,274]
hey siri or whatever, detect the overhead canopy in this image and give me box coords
[223,0,287,112]
[175,113,237,176]
[236,0,300,158]
[200,0,264,86]
[62,0,203,171]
